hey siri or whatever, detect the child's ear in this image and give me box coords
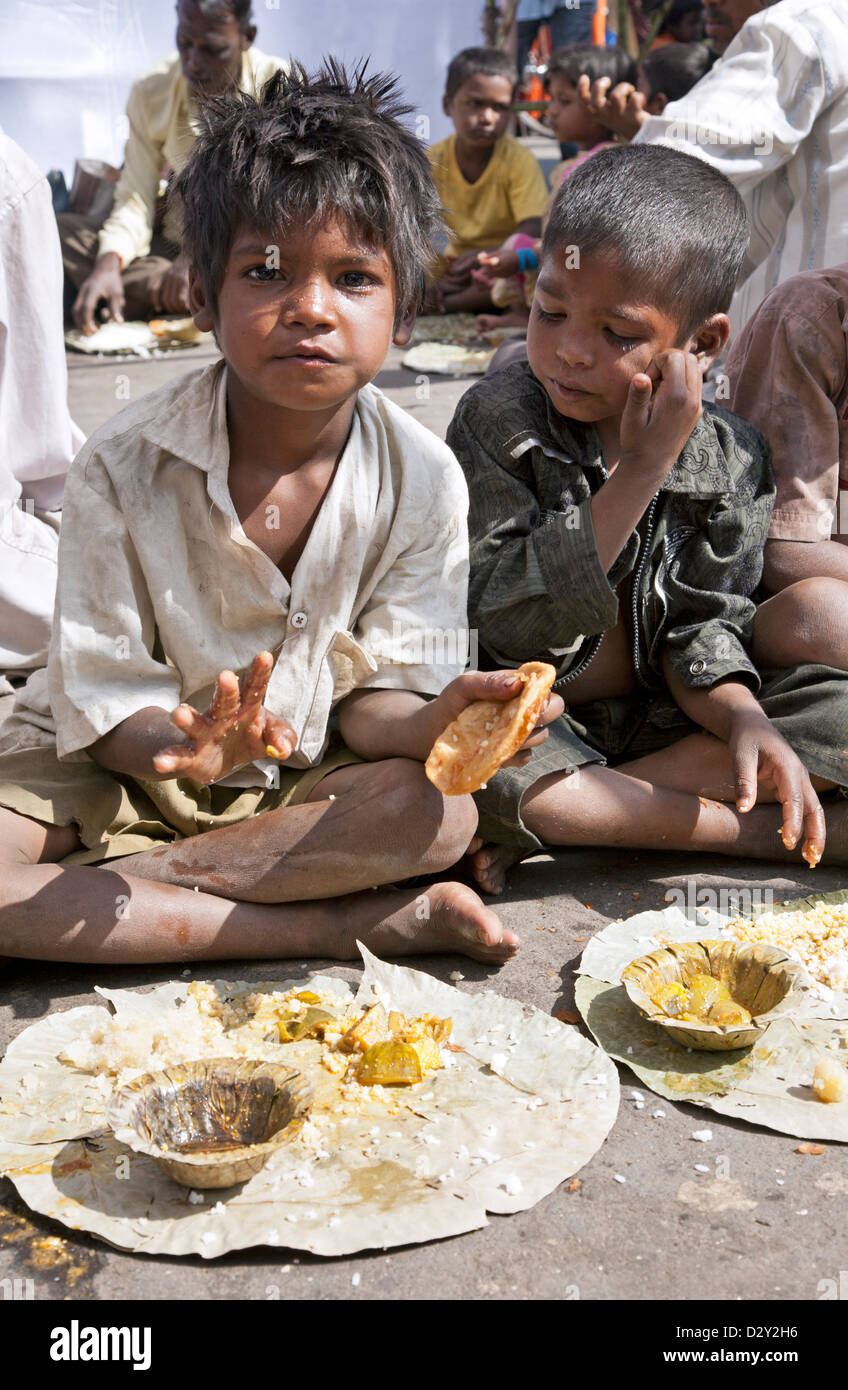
[442,93,451,119]
[647,92,668,115]
[188,267,214,333]
[392,301,418,348]
[688,313,730,373]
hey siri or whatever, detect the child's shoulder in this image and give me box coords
[357,381,468,503]
[73,362,223,485]
[700,400,772,474]
[449,359,549,446]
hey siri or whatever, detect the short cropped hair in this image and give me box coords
[543,143,748,339]
[445,47,517,101]
[182,0,254,28]
[545,43,636,91]
[640,41,715,104]
[172,59,443,323]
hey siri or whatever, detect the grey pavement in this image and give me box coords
[1,338,846,1303]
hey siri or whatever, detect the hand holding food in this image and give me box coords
[425,661,558,795]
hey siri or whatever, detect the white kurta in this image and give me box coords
[0,128,84,677]
[633,0,848,335]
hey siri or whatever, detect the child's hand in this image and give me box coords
[728,709,826,866]
[474,247,522,284]
[153,652,296,785]
[443,251,480,288]
[576,75,648,138]
[619,349,703,481]
[428,670,564,766]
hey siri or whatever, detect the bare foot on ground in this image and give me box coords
[336,879,519,963]
[466,838,527,896]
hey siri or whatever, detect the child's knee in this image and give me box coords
[378,758,477,864]
[769,577,848,653]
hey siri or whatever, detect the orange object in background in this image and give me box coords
[592,0,609,44]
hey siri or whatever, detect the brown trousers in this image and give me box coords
[57,213,180,321]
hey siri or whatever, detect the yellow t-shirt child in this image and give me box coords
[428,133,548,264]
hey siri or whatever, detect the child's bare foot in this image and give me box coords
[466,839,527,895]
[345,880,519,962]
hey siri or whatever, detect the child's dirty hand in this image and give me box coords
[729,709,826,867]
[619,349,702,480]
[475,248,521,283]
[576,75,648,138]
[443,251,480,287]
[152,651,296,785]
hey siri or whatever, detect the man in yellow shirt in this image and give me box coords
[59,0,285,333]
[426,47,548,313]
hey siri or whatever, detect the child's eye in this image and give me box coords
[606,329,638,348]
[246,265,281,282]
[339,271,375,289]
[536,306,563,322]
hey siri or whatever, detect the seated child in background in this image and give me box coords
[0,63,552,965]
[636,40,716,114]
[475,44,636,331]
[447,145,848,894]
[725,263,848,673]
[425,46,548,314]
[644,0,704,49]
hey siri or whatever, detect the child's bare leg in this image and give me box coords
[614,731,835,802]
[441,284,494,313]
[753,578,848,672]
[125,758,472,903]
[520,761,848,864]
[0,806,517,964]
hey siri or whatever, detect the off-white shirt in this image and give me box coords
[0,129,85,677]
[633,0,848,335]
[98,47,286,269]
[42,361,470,777]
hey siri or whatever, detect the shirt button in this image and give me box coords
[690,658,706,675]
[290,611,308,629]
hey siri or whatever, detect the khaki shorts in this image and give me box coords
[0,726,362,866]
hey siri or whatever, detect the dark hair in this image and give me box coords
[542,144,748,338]
[545,43,637,90]
[643,0,702,29]
[172,59,442,324]
[179,0,254,29]
[640,41,715,104]
[445,47,517,101]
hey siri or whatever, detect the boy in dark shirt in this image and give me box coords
[447,145,848,892]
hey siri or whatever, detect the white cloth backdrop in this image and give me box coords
[0,0,482,180]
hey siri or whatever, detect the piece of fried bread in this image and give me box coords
[425,661,557,795]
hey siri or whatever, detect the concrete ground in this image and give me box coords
[1,335,846,1304]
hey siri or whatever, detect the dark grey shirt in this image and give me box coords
[446,361,776,695]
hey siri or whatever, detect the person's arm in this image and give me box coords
[725,278,847,568]
[641,402,777,700]
[337,674,561,764]
[47,449,184,761]
[662,657,825,863]
[631,11,832,275]
[95,82,165,275]
[447,393,621,667]
[507,144,548,240]
[90,655,295,783]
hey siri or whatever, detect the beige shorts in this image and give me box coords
[0,725,362,866]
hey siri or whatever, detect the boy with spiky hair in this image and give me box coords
[0,62,555,965]
[449,144,848,894]
[425,46,548,313]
